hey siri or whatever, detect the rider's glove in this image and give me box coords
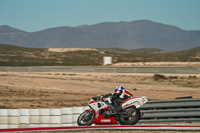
[98,95,104,100]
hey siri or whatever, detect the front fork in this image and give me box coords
[82,109,94,122]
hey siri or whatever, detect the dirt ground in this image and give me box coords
[0,72,200,109]
[113,62,200,67]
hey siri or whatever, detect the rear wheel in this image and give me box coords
[77,110,95,126]
[119,108,140,125]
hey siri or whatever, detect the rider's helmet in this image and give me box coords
[114,86,125,94]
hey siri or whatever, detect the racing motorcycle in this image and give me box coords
[77,94,148,126]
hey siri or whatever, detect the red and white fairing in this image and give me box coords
[121,96,148,109]
[88,96,148,124]
[88,97,118,124]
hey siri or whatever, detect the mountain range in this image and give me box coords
[0,20,200,50]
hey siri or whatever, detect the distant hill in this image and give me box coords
[0,20,200,50]
[0,44,200,66]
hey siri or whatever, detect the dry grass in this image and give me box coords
[0,72,200,109]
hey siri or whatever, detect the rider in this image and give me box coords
[114,86,133,100]
[112,86,133,112]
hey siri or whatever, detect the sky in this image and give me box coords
[0,0,200,32]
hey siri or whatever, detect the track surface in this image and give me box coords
[0,125,200,132]
[0,66,200,74]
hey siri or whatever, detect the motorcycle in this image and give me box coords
[77,94,148,126]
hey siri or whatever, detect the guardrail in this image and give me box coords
[0,98,200,129]
[139,98,200,123]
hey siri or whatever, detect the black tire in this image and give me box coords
[77,110,95,126]
[119,108,141,125]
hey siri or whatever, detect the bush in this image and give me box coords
[153,74,167,81]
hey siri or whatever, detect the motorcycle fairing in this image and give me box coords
[93,107,118,124]
[121,96,148,109]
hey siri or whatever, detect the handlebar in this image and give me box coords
[92,95,105,101]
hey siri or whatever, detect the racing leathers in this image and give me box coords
[112,87,133,113]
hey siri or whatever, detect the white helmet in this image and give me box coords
[114,86,125,93]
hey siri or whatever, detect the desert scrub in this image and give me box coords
[1,44,200,66]
[133,88,137,91]
[153,74,167,81]
[153,74,200,88]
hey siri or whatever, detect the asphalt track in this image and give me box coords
[0,125,200,132]
[0,66,200,74]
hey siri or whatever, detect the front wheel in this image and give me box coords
[119,108,141,125]
[77,110,95,126]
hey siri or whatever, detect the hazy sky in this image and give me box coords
[0,0,200,32]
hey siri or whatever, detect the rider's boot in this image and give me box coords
[115,104,127,114]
